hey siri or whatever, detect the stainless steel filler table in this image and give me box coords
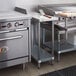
[32,13,58,68]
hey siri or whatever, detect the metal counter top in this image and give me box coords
[0,11,32,22]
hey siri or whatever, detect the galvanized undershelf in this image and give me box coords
[44,40,76,54]
[32,45,54,63]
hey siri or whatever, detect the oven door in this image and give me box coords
[0,28,28,62]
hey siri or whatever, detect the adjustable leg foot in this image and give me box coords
[38,63,40,69]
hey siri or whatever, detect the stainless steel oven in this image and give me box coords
[0,17,31,69]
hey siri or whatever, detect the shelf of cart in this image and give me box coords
[44,40,76,54]
[32,45,54,63]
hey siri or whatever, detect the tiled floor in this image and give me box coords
[0,51,76,76]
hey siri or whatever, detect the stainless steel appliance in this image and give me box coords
[0,11,31,69]
[38,4,76,61]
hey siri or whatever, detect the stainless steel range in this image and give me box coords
[0,10,31,69]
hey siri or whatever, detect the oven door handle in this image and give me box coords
[0,30,10,34]
[0,35,22,41]
[0,27,28,34]
[16,27,28,31]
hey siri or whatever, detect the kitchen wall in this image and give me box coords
[0,0,76,12]
[15,0,40,13]
[40,0,76,4]
[0,0,15,11]
[15,0,76,13]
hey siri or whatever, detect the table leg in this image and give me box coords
[42,28,46,45]
[38,21,40,65]
[51,21,54,63]
[65,17,68,40]
[58,53,60,62]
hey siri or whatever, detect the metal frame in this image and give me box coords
[31,15,58,68]
[39,4,76,61]
[43,17,76,61]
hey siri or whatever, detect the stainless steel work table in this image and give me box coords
[44,15,76,61]
[32,13,58,68]
[39,5,76,61]
[56,13,76,61]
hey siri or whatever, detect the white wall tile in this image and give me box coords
[0,0,76,12]
[15,0,40,13]
[0,0,15,11]
[40,0,76,4]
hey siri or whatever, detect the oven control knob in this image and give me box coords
[7,23,12,28]
[15,22,19,27]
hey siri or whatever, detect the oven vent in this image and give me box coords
[14,7,27,14]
